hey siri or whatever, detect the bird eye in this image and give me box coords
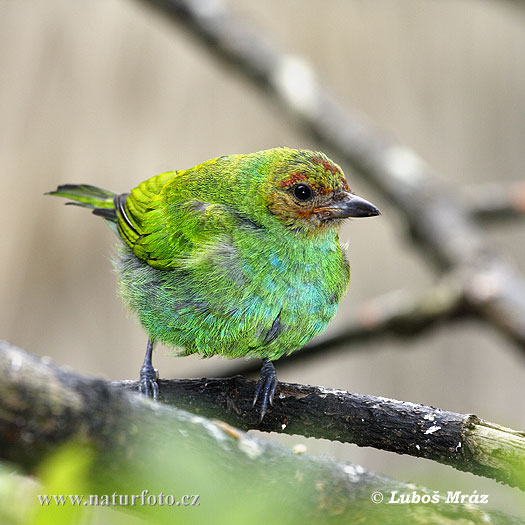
[293,184,313,201]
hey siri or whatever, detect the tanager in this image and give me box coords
[48,147,380,421]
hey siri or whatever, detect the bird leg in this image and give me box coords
[139,339,159,401]
[252,358,277,423]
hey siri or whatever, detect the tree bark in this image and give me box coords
[2,341,523,493]
[115,377,525,491]
[3,340,521,523]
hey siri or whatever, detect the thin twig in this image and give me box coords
[466,182,525,223]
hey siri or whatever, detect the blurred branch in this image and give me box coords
[466,182,525,223]
[223,281,470,377]
[136,0,525,352]
[3,341,520,523]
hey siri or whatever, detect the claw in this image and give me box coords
[139,364,159,401]
[252,359,277,423]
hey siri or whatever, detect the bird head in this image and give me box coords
[262,148,380,235]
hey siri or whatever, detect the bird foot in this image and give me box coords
[139,362,159,401]
[252,359,277,423]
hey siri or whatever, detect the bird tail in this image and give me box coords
[46,184,118,221]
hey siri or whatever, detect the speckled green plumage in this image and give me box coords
[49,147,379,363]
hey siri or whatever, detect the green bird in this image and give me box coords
[48,147,380,421]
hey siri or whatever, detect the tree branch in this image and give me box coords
[136,0,525,351]
[466,182,525,223]
[114,376,525,491]
[3,341,520,523]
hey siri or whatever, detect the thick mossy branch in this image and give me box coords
[464,419,525,487]
[3,341,521,524]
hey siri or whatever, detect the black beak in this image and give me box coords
[315,193,381,219]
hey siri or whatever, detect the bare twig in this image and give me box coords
[2,341,520,523]
[466,182,525,223]
[136,0,525,351]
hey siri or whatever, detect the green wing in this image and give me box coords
[116,171,236,270]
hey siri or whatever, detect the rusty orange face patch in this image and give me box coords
[280,172,308,188]
[280,172,331,195]
[340,177,350,191]
[295,208,315,219]
[313,156,340,176]
[267,148,356,234]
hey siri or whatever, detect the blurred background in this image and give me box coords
[1,0,524,516]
